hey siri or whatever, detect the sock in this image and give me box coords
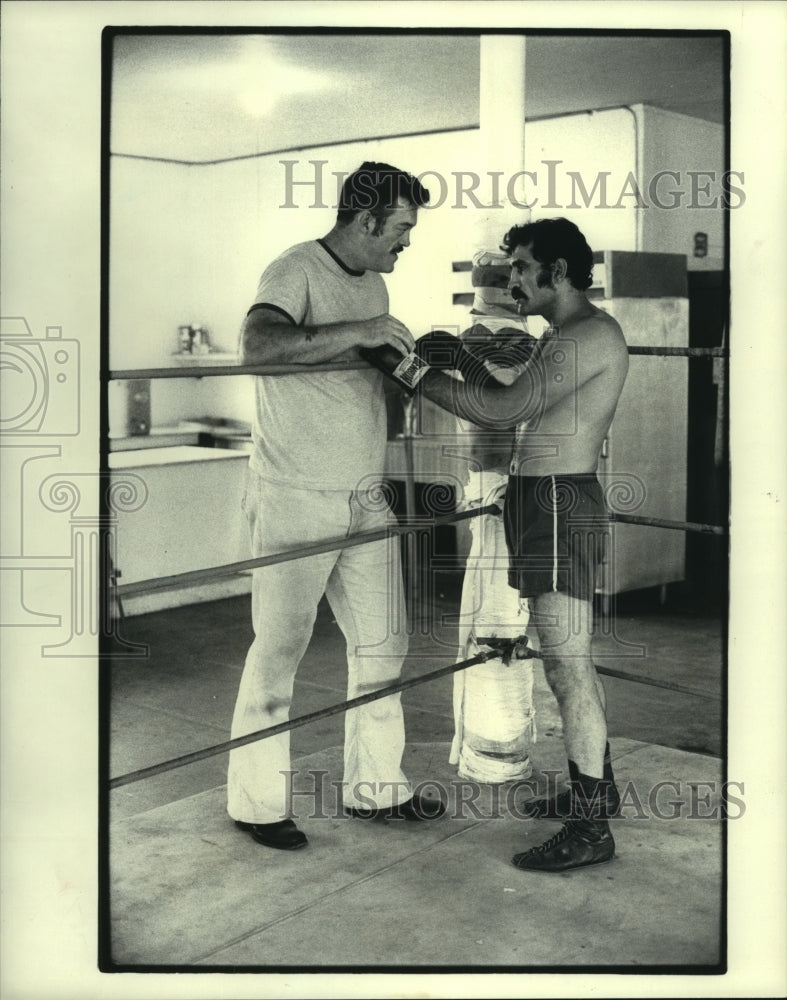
[571,769,617,823]
[604,742,615,783]
[566,746,613,783]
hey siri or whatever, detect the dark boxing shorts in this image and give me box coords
[503,474,610,602]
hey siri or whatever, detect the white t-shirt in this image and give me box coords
[248,239,389,491]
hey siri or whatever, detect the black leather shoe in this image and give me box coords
[512,819,615,872]
[391,794,446,821]
[235,819,308,850]
[344,793,446,822]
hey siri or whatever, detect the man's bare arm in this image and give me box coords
[419,316,627,430]
[239,306,415,366]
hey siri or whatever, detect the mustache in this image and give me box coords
[510,287,525,300]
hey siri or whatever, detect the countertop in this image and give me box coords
[109,420,252,453]
[108,446,250,469]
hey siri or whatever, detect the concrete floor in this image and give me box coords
[106,584,724,970]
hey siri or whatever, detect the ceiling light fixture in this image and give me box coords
[232,36,338,118]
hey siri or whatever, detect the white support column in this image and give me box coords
[450,36,537,787]
[475,35,530,253]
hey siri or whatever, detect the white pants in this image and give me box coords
[227,471,410,823]
[451,472,535,783]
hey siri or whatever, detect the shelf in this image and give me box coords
[170,352,238,365]
[108,432,200,452]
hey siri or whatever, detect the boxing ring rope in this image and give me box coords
[110,628,718,790]
[108,344,727,789]
[109,490,726,791]
[114,504,725,603]
[115,505,501,599]
[109,344,727,383]
[109,360,364,380]
[110,642,518,790]
[610,513,725,536]
[626,346,727,358]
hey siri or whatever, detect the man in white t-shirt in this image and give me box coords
[228,162,443,851]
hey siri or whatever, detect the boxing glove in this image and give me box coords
[360,329,538,393]
[461,325,538,386]
[460,322,536,360]
[413,329,475,371]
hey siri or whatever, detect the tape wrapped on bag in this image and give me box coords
[450,470,536,783]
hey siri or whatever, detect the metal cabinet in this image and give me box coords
[590,251,689,594]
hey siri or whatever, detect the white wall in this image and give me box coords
[635,104,725,266]
[109,105,722,431]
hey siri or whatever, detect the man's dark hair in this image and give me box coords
[337,161,430,232]
[501,218,594,291]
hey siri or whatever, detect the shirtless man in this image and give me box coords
[364,218,629,871]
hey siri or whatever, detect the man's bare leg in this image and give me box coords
[521,592,616,818]
[512,590,618,871]
[535,590,606,775]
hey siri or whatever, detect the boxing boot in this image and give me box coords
[511,817,615,872]
[512,772,617,873]
[523,744,620,819]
